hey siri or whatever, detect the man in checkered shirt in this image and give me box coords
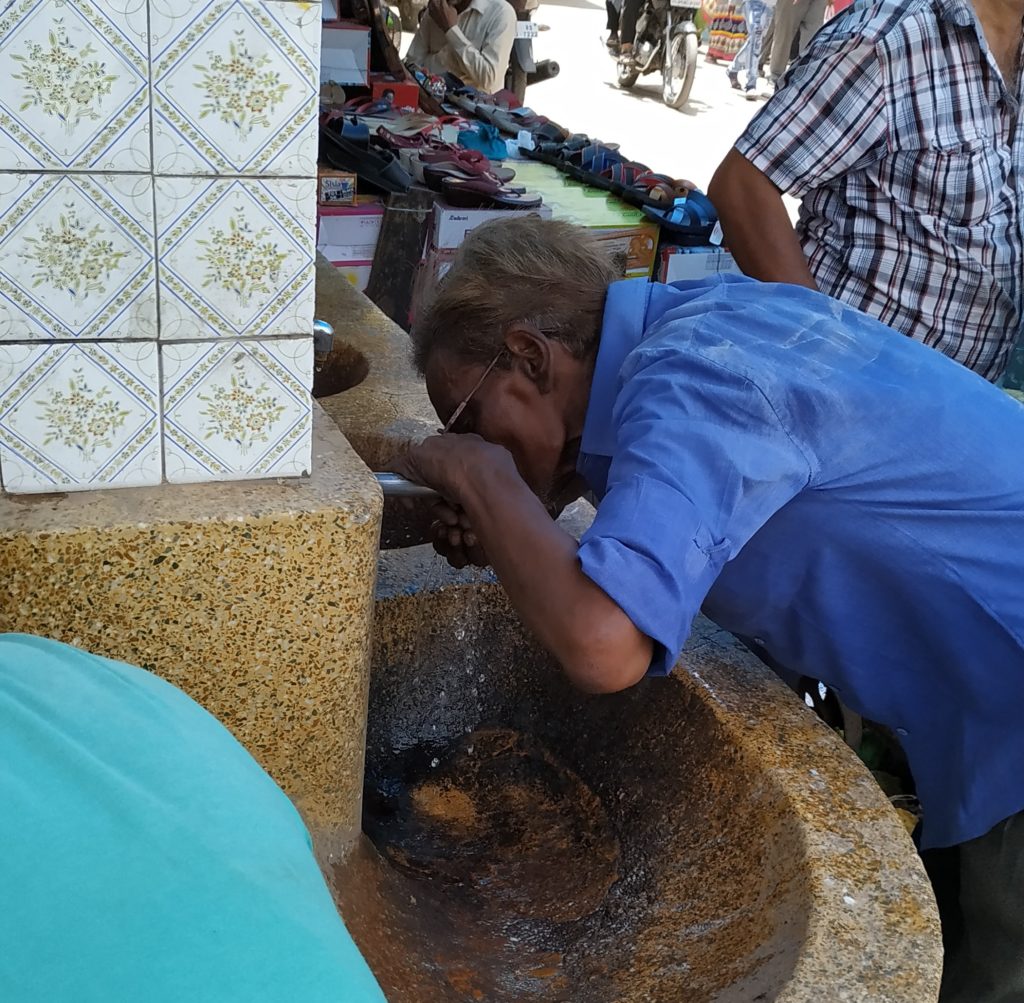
[709,0,1024,383]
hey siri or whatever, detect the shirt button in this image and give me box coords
[896,728,909,737]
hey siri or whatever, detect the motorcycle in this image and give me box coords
[615,0,699,110]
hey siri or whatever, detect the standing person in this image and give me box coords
[701,0,747,63]
[728,0,776,97]
[767,0,828,85]
[391,216,1024,1003]
[405,0,516,93]
[708,0,1024,382]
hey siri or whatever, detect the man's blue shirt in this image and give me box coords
[577,275,1024,850]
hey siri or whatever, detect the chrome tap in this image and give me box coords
[313,319,334,372]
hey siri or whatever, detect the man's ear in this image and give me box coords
[503,323,553,391]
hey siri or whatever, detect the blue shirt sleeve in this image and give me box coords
[576,333,815,674]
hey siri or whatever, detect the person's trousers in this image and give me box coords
[732,0,773,90]
[768,0,826,82]
[930,812,1024,1002]
[620,0,642,46]
[606,0,620,34]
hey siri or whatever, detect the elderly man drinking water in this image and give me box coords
[392,216,1024,1003]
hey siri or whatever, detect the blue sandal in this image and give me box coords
[643,191,719,245]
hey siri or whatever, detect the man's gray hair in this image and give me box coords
[411,215,622,374]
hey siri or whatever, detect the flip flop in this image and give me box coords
[442,176,543,209]
[643,192,719,245]
[419,148,516,183]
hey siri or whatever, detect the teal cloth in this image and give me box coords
[0,634,387,1003]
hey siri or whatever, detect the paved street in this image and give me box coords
[529,0,767,190]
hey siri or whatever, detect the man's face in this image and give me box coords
[424,346,584,504]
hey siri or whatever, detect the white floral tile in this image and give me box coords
[0,341,160,493]
[150,0,320,176]
[0,0,150,172]
[161,337,312,484]
[0,173,158,341]
[155,176,315,340]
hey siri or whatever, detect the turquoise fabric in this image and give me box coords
[0,634,387,1003]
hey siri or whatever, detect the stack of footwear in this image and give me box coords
[373,129,542,209]
[434,74,719,246]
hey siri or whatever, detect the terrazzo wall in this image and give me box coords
[0,0,322,493]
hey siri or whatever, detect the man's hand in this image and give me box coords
[389,433,653,693]
[388,434,516,505]
[431,500,489,569]
[428,0,459,32]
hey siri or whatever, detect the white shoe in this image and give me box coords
[745,89,758,101]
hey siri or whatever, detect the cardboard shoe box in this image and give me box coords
[432,201,553,251]
[659,246,744,284]
[321,22,370,86]
[316,200,384,262]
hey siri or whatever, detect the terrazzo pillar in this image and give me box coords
[0,407,382,862]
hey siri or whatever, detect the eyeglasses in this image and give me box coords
[441,350,504,434]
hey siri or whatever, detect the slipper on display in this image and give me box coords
[458,123,509,160]
[642,191,719,244]
[441,176,542,209]
[319,127,412,194]
[419,147,516,183]
[565,142,625,183]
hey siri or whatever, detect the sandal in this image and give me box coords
[642,191,719,245]
[619,172,695,209]
[564,141,624,183]
[419,147,516,182]
[442,176,542,209]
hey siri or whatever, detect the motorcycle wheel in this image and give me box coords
[662,32,697,109]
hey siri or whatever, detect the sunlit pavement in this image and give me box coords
[529,0,768,189]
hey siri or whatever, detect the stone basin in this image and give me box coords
[314,261,943,1001]
[330,549,941,1003]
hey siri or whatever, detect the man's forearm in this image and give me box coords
[708,148,817,289]
[455,464,652,693]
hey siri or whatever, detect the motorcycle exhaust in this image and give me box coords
[528,59,560,85]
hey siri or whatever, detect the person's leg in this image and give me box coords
[619,0,642,52]
[741,0,767,95]
[606,0,621,50]
[759,8,776,75]
[940,812,1024,1003]
[768,0,801,84]
[797,0,827,54]
[729,30,750,87]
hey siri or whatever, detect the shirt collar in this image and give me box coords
[580,278,652,458]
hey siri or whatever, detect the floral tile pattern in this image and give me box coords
[161,337,312,483]
[155,176,315,340]
[0,173,158,341]
[0,341,160,493]
[0,0,151,171]
[151,0,320,176]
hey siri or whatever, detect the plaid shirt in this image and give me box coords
[736,0,1024,380]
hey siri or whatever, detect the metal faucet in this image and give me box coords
[313,319,334,372]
